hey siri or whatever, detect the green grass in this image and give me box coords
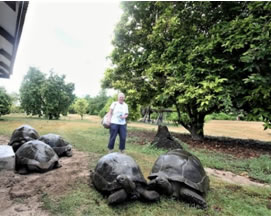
[41,181,271,216]
[190,149,271,184]
[205,112,237,121]
[1,114,271,216]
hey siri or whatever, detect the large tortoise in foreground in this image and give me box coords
[8,125,40,152]
[39,133,72,157]
[15,140,61,174]
[92,152,160,205]
[148,149,209,208]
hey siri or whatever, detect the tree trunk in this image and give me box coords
[188,118,205,141]
[156,112,163,125]
[189,125,204,140]
[175,104,205,141]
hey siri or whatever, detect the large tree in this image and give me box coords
[20,68,75,119]
[103,1,271,140]
[20,67,46,117]
[215,2,271,129]
[0,87,12,117]
[41,72,75,119]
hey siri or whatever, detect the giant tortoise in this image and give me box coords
[39,133,72,157]
[8,125,40,152]
[15,140,61,174]
[92,152,159,205]
[148,149,209,208]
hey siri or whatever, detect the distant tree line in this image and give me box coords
[0,67,113,120]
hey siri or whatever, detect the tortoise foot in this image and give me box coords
[108,189,127,205]
[180,187,207,209]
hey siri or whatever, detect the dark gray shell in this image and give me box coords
[39,133,72,157]
[15,140,59,172]
[148,149,209,194]
[93,152,146,190]
[8,125,40,152]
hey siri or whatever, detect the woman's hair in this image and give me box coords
[118,92,125,98]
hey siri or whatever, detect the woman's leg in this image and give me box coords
[119,124,127,151]
[108,124,119,150]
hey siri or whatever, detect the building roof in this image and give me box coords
[0,1,29,78]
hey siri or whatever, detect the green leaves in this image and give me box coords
[19,67,46,117]
[104,1,271,138]
[73,98,88,120]
[20,68,75,119]
[0,87,12,117]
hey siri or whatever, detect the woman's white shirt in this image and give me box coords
[110,102,128,125]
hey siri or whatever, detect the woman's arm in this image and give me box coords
[120,113,128,119]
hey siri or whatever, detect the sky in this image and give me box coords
[0,0,123,97]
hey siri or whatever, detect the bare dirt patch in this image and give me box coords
[0,136,99,216]
[205,168,269,187]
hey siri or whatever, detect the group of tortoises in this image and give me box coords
[8,125,209,208]
[8,125,72,174]
[92,148,209,209]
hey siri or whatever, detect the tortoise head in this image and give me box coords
[117,174,136,194]
[149,176,173,196]
[65,145,73,157]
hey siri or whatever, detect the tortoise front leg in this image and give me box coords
[179,187,207,209]
[108,189,128,205]
[136,185,160,202]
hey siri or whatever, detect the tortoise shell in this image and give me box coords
[148,149,209,194]
[39,133,72,157]
[93,152,146,192]
[8,125,40,152]
[15,140,59,173]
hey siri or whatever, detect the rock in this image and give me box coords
[151,125,183,149]
[0,145,15,171]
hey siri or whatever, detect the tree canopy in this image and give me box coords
[74,98,88,120]
[20,67,46,117]
[84,89,109,115]
[41,72,75,119]
[20,67,75,119]
[102,1,271,140]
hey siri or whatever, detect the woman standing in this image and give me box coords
[107,93,129,153]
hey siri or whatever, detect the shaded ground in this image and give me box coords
[128,130,271,158]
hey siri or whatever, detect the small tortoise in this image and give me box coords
[92,152,159,205]
[39,133,72,157]
[15,140,61,174]
[148,149,209,208]
[8,125,40,152]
